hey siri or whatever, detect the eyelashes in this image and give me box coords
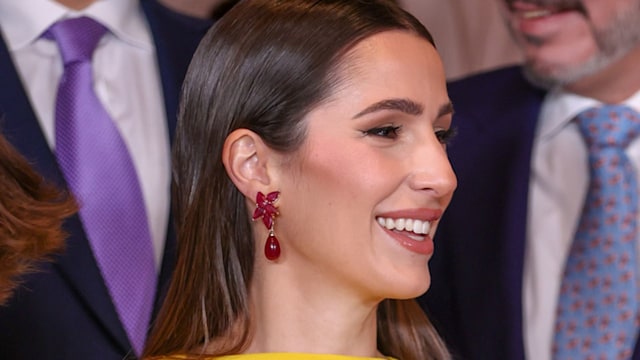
[362,125,457,145]
[436,127,457,145]
[362,126,401,139]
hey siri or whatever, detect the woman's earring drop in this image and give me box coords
[252,191,280,260]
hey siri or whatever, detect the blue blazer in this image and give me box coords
[420,66,640,360]
[0,1,211,359]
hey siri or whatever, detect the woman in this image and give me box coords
[145,0,456,359]
[0,133,76,305]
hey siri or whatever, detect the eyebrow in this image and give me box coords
[438,101,455,118]
[353,98,453,119]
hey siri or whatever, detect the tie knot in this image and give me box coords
[575,105,640,149]
[46,17,107,66]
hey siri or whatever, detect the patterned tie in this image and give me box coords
[47,17,156,356]
[553,105,640,359]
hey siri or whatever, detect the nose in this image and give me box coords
[408,134,457,199]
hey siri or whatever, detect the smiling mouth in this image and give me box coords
[507,1,587,19]
[376,216,432,241]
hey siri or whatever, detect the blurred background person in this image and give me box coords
[401,0,522,80]
[156,0,523,81]
[0,0,211,358]
[421,0,640,359]
[160,0,522,80]
[144,0,456,359]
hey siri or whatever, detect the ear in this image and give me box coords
[222,129,272,199]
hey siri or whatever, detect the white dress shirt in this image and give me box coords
[0,0,170,270]
[524,89,640,360]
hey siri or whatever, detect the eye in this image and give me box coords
[435,127,457,145]
[363,125,401,139]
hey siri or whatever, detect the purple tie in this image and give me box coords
[47,17,156,356]
[553,105,640,359]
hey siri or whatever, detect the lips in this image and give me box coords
[375,209,442,256]
[507,1,587,19]
[378,225,434,256]
[504,0,588,41]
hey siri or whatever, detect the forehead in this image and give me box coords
[327,30,447,113]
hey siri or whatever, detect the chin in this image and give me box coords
[523,52,615,89]
[382,270,432,300]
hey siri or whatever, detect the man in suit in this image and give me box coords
[0,0,211,358]
[421,0,640,359]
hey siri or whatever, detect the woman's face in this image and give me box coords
[273,30,456,302]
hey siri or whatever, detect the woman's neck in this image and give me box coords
[243,261,383,357]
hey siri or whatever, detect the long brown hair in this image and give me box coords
[145,0,449,358]
[0,133,76,305]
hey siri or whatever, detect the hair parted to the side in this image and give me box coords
[144,0,449,359]
[0,133,76,306]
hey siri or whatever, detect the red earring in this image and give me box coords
[252,191,280,260]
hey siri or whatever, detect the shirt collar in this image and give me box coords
[537,87,640,141]
[0,0,151,52]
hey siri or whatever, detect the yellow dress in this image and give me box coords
[157,353,396,360]
[216,355,395,360]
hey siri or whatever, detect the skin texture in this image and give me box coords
[500,0,640,102]
[225,30,456,357]
[157,0,230,18]
[56,0,95,10]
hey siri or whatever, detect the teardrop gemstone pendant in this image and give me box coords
[264,231,280,260]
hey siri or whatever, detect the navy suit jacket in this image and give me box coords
[0,1,210,359]
[420,66,640,360]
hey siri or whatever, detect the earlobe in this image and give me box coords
[222,129,271,198]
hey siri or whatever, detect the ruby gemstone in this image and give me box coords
[264,233,280,261]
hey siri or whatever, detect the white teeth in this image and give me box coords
[522,9,551,19]
[376,217,432,236]
[413,220,422,234]
[385,218,394,229]
[405,219,413,232]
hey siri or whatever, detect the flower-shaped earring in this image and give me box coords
[252,191,280,260]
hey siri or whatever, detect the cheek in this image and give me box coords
[278,140,397,248]
[300,140,398,206]
[526,33,597,70]
[585,0,634,26]
[527,18,598,65]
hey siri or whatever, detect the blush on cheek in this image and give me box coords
[304,143,372,183]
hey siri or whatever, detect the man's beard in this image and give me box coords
[508,1,640,89]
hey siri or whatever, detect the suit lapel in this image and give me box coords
[0,35,58,182]
[140,0,212,317]
[0,29,131,353]
[499,89,545,359]
[443,67,545,357]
